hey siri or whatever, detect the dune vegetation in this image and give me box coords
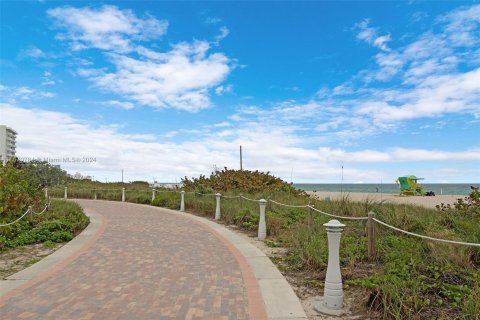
[0,162,89,251]
[12,165,480,319]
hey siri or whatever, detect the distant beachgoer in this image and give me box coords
[376,187,379,192]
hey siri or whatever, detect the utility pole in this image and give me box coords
[240,145,243,171]
[340,161,344,195]
[122,168,124,183]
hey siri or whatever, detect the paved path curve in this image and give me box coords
[0,200,270,319]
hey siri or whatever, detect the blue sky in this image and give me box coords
[1,1,479,183]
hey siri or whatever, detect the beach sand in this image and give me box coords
[307,191,464,209]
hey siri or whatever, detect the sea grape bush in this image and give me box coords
[0,163,89,251]
[0,163,43,217]
[181,168,305,195]
[436,188,480,216]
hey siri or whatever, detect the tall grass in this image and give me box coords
[49,184,155,204]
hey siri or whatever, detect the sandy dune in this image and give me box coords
[307,191,464,209]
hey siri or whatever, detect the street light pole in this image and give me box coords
[240,145,243,171]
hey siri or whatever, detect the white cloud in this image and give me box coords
[439,4,480,47]
[41,71,58,86]
[48,5,168,53]
[213,121,231,128]
[214,26,230,45]
[101,100,135,110]
[21,46,45,58]
[373,34,392,51]
[49,5,233,112]
[321,148,480,163]
[2,103,479,182]
[309,4,480,136]
[357,67,480,123]
[205,17,222,25]
[355,19,391,51]
[0,85,56,103]
[362,5,480,84]
[78,41,231,112]
[215,84,233,95]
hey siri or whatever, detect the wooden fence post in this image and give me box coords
[307,204,313,229]
[28,206,33,222]
[367,211,376,261]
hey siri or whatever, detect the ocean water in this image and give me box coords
[293,183,478,196]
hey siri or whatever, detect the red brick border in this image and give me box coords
[190,220,268,320]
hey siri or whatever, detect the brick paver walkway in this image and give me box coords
[0,200,266,319]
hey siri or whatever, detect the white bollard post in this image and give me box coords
[315,219,346,316]
[64,187,68,200]
[122,188,125,202]
[258,199,267,240]
[45,187,48,199]
[215,193,221,220]
[180,191,185,212]
[152,189,156,202]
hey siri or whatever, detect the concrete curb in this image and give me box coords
[156,205,308,320]
[0,207,104,298]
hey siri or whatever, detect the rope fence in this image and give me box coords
[155,190,178,194]
[0,199,52,227]
[4,187,479,251]
[221,195,241,199]
[308,205,369,221]
[183,192,480,250]
[32,201,51,215]
[240,195,260,202]
[0,207,32,227]
[269,199,309,208]
[195,192,217,196]
[372,217,480,247]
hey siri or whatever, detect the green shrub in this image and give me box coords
[182,168,305,195]
[2,200,89,250]
[0,163,43,219]
[151,193,180,210]
[49,230,74,242]
[233,208,259,230]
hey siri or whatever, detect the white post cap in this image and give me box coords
[323,219,345,231]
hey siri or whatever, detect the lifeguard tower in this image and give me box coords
[397,175,425,196]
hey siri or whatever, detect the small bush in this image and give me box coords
[233,208,259,230]
[151,193,180,210]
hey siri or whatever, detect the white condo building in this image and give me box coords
[0,125,17,164]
